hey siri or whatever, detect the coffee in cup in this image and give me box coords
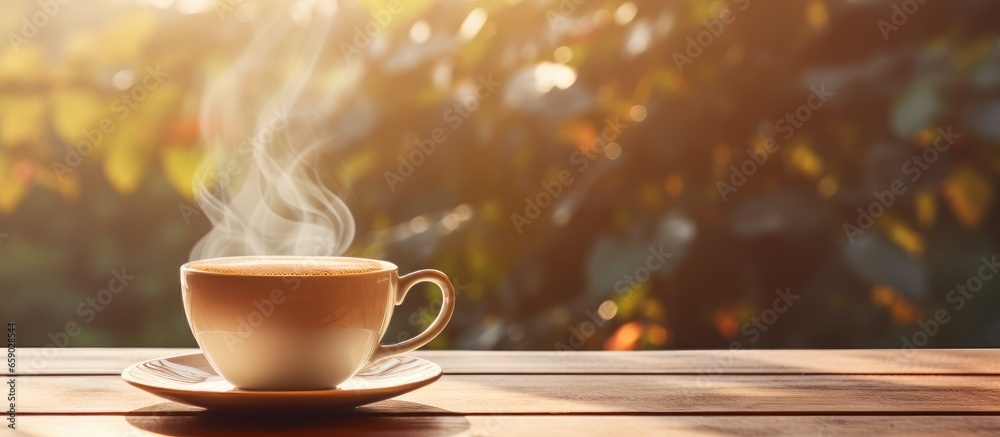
[180,256,456,391]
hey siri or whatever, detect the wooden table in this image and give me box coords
[13,348,1000,435]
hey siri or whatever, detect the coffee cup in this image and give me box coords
[180,256,455,391]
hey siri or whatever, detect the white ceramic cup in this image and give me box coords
[180,256,456,391]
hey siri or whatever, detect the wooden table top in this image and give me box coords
[13,348,1000,436]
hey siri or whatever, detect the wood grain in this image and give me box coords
[13,415,1000,437]
[17,348,195,375]
[16,349,1000,436]
[18,373,1000,415]
[16,348,1000,375]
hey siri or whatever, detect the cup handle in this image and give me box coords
[370,269,456,362]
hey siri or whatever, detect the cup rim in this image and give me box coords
[181,255,398,278]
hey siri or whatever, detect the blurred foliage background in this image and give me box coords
[2,0,1000,350]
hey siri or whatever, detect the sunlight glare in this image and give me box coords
[459,8,488,41]
[410,20,431,43]
[614,2,638,26]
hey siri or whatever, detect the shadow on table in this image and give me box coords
[125,401,470,436]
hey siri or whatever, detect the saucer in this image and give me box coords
[122,353,442,415]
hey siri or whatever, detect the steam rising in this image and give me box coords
[190,1,355,261]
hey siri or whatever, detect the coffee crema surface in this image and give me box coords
[186,256,393,276]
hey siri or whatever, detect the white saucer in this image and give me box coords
[122,353,442,415]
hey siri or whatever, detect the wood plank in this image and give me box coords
[17,348,195,375]
[16,348,1000,375]
[18,374,1000,414]
[12,415,1000,437]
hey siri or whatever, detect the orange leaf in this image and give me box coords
[161,145,205,200]
[0,95,45,147]
[604,322,644,351]
[50,89,108,145]
[0,153,29,214]
[942,166,992,229]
